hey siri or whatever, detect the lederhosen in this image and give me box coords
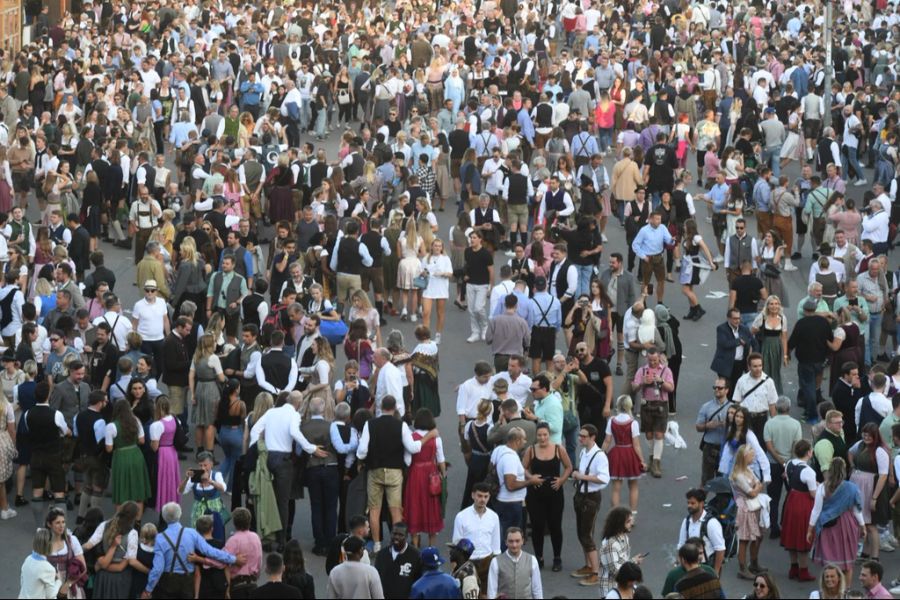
[154,527,193,598]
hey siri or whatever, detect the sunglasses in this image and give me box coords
[713,385,726,390]
[145,288,157,293]
[50,337,61,342]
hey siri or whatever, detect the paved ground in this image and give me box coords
[1,137,892,598]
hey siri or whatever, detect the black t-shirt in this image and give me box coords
[448,129,471,159]
[644,143,677,192]
[790,315,834,364]
[730,275,764,314]
[561,228,602,266]
[464,247,493,285]
[578,357,612,407]
[250,582,301,599]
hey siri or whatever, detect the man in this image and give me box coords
[357,396,435,552]
[492,428,542,546]
[858,259,888,367]
[723,219,759,285]
[760,107,786,177]
[67,213,90,278]
[224,508,263,599]
[230,324,262,410]
[452,483,501,595]
[143,502,242,598]
[526,277,562,374]
[331,220,374,305]
[548,243,578,319]
[250,552,300,599]
[300,396,340,556]
[326,536,384,599]
[46,329,80,385]
[410,547,459,599]
[631,348,674,477]
[0,271,24,348]
[525,373,564,444]
[571,424,610,587]
[728,261,767,328]
[710,308,755,399]
[678,488,726,575]
[135,242,170,299]
[249,391,327,550]
[55,264,85,310]
[447,538,480,599]
[372,348,404,417]
[673,541,724,599]
[813,409,849,477]
[733,353,778,440]
[220,230,254,287]
[83,251,116,298]
[629,209,672,304]
[488,266,516,316]
[325,515,372,574]
[464,231,493,343]
[833,361,864,444]
[763,396,803,539]
[255,330,298,396]
[832,279,870,350]
[696,377,731,485]
[48,360,90,482]
[856,372,893,435]
[599,253,640,376]
[789,299,836,424]
[162,317,193,439]
[557,217,603,298]
[86,321,118,392]
[74,391,108,522]
[360,218,392,326]
[623,301,657,398]
[860,560,893,599]
[25,381,69,513]
[486,295,530,373]
[207,255,248,344]
[490,356,532,409]
[374,522,422,599]
[487,399,538,452]
[862,199,890,257]
[487,527,543,599]
[129,185,162,264]
[132,279,170,376]
[456,361,494,428]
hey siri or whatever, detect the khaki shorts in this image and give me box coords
[507,204,529,231]
[336,273,362,305]
[361,267,385,295]
[367,467,403,510]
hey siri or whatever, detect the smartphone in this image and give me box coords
[639,552,650,558]
[190,470,204,484]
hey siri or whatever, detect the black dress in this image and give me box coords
[198,538,229,598]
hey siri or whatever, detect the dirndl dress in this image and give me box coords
[608,417,643,480]
[779,461,815,552]
[155,418,181,513]
[812,510,861,570]
[403,433,443,534]
[192,358,221,428]
[92,540,133,599]
[679,242,704,286]
[190,484,230,542]
[850,445,892,526]
[110,421,152,505]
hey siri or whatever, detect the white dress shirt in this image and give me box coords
[855,391,892,427]
[457,377,493,419]
[254,348,299,394]
[452,505,502,560]
[487,550,544,599]
[732,373,778,413]
[355,419,422,465]
[249,404,317,454]
[576,444,610,493]
[375,361,404,417]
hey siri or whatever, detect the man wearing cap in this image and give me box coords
[132,278,170,377]
[448,539,480,599]
[326,536,384,599]
[410,546,463,599]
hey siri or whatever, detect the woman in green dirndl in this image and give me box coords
[410,326,441,417]
[180,451,230,542]
[105,400,151,521]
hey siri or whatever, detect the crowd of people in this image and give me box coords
[3,0,900,597]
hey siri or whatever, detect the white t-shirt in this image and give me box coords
[422,254,452,300]
[131,298,168,341]
[492,445,527,503]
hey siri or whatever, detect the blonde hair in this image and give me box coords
[250,392,274,425]
[730,444,755,481]
[193,333,216,362]
[615,394,633,416]
[404,218,419,251]
[140,523,158,545]
[180,237,199,266]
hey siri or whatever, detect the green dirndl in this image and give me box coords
[111,421,152,505]
[191,485,231,541]
[759,332,784,394]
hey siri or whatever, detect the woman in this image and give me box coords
[848,422,890,562]
[45,507,86,599]
[234,392,274,511]
[449,212,471,310]
[180,452,229,541]
[779,104,803,169]
[829,307,864,394]
[83,502,139,599]
[758,231,788,306]
[731,444,765,579]
[190,334,226,456]
[718,406,771,484]
[387,329,415,415]
[598,507,643,597]
[460,400,493,510]
[810,563,847,599]
[421,238,453,343]
[523,422,573,572]
[215,379,245,489]
[608,561,643,599]
[404,408,445,548]
[343,319,374,380]
[304,283,340,322]
[282,540,315,600]
[397,217,424,322]
[655,304,683,414]
[410,326,440,417]
[171,238,208,326]
[80,171,103,251]
[829,198,862,245]
[602,395,645,515]
[594,92,616,155]
[0,353,16,517]
[347,289,381,346]
[779,439,818,582]
[564,295,604,355]
[301,336,335,420]
[264,154,295,224]
[746,572,780,599]
[550,353,581,460]
[808,457,864,581]
[750,296,789,394]
[105,400,151,520]
[679,218,717,321]
[149,396,180,515]
[20,528,63,599]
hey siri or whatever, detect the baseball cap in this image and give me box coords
[446,539,475,557]
[421,546,446,568]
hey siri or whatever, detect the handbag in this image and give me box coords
[65,535,88,586]
[337,90,351,105]
[428,470,443,496]
[413,272,429,289]
[744,495,762,512]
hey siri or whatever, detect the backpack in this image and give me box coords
[857,394,883,436]
[0,288,16,330]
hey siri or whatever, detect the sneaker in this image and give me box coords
[410,314,417,323]
[791,252,802,260]
[783,262,798,272]
[400,310,408,321]
[578,574,601,586]
[13,496,28,507]
[853,178,868,186]
[880,539,896,553]
[601,234,608,243]
[571,566,594,578]
[615,365,623,376]
[504,250,516,258]
[891,586,900,596]
[713,255,724,263]
[466,334,480,343]
[1,508,16,520]
[435,333,441,344]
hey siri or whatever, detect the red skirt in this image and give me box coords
[780,489,814,552]
[403,463,444,535]
[608,445,643,479]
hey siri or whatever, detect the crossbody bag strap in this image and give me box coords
[737,376,768,405]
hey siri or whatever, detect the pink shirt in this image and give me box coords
[632,364,674,402]
[224,530,263,578]
[703,152,721,181]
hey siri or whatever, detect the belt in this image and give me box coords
[308,463,339,468]
[749,411,768,417]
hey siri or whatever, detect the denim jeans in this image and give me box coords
[494,499,524,550]
[598,128,614,153]
[306,465,339,548]
[842,144,864,182]
[867,313,882,366]
[575,264,595,298]
[299,98,311,131]
[563,419,579,463]
[797,361,824,421]
[762,146,783,178]
[740,312,756,330]
[217,425,243,489]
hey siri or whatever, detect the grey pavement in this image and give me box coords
[1,139,892,598]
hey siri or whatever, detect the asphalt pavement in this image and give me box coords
[0,136,889,598]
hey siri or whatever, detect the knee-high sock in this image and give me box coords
[78,491,92,518]
[652,439,664,460]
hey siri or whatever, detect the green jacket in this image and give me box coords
[249,439,282,539]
